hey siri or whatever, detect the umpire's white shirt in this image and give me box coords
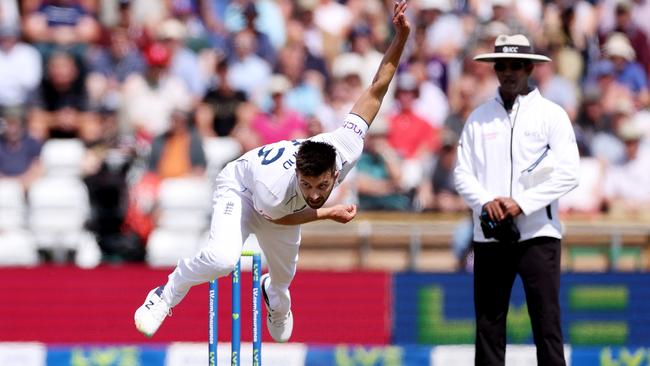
[454,88,580,242]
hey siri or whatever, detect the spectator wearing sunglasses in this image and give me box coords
[454,34,580,366]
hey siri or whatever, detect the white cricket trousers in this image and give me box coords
[161,186,300,316]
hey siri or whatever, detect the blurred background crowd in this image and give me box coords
[0,0,649,267]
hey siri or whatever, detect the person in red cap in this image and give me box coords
[121,42,192,143]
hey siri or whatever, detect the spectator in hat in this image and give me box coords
[0,106,43,189]
[121,42,193,142]
[331,51,366,107]
[606,0,650,76]
[156,18,206,99]
[603,118,650,218]
[418,0,466,61]
[315,71,358,133]
[330,35,377,110]
[600,32,649,106]
[250,74,307,146]
[0,25,42,109]
[586,33,648,106]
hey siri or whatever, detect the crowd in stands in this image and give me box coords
[0,0,649,265]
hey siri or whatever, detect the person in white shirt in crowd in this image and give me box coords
[418,0,466,62]
[227,30,272,106]
[134,1,411,342]
[0,0,19,30]
[603,118,650,218]
[454,34,579,366]
[121,42,193,142]
[0,25,42,109]
[156,18,207,100]
[532,57,579,121]
[313,0,354,39]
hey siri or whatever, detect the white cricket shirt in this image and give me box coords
[217,113,368,220]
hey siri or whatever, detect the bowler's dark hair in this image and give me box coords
[296,140,336,177]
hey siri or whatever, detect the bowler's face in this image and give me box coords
[494,59,533,95]
[297,170,339,209]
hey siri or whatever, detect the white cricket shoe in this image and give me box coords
[260,273,293,343]
[134,286,171,337]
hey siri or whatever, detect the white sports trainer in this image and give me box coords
[134,286,171,337]
[260,273,293,342]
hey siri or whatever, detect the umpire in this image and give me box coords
[454,34,580,366]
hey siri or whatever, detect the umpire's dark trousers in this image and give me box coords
[473,236,566,366]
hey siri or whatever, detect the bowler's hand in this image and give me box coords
[393,0,410,37]
[495,197,522,218]
[323,204,357,223]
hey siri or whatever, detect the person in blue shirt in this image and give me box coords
[0,106,42,189]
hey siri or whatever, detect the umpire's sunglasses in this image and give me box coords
[494,60,527,72]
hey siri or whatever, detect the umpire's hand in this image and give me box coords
[483,197,522,221]
[496,197,522,218]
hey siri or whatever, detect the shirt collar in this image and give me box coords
[495,87,540,108]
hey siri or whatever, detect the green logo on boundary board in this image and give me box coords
[416,285,630,345]
[70,347,139,366]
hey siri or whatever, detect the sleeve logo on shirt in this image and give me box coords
[483,131,499,140]
[224,201,235,215]
[342,121,364,137]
